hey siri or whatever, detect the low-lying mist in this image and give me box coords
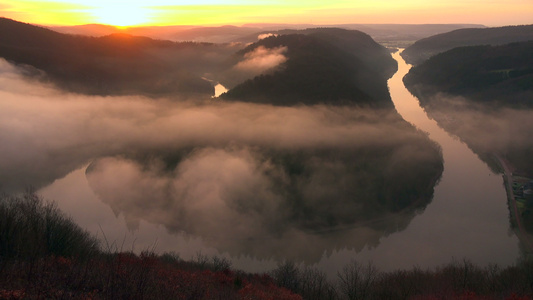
[0,58,443,261]
[421,94,533,174]
[217,45,288,89]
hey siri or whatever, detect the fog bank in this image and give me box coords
[0,58,443,261]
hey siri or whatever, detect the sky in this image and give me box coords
[1,0,532,27]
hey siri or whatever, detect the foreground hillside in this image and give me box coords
[401,24,533,65]
[2,193,533,300]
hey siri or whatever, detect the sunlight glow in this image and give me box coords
[92,4,150,27]
[1,0,532,26]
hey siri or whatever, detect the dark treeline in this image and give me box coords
[242,28,398,78]
[271,260,533,300]
[404,41,533,108]
[401,24,533,65]
[2,192,533,299]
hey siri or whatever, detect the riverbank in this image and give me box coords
[495,154,533,257]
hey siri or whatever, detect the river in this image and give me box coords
[38,51,521,275]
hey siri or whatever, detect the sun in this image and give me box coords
[91,4,151,27]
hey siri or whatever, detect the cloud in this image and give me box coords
[258,33,279,40]
[85,146,427,261]
[422,93,533,173]
[424,94,533,151]
[234,45,287,73]
[215,45,288,88]
[86,147,286,236]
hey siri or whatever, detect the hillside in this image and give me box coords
[401,24,533,65]
[0,17,237,97]
[403,42,533,178]
[221,31,396,107]
[403,41,533,107]
[242,28,397,77]
[4,193,533,300]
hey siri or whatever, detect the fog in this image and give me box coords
[257,33,279,40]
[0,58,443,261]
[214,45,288,89]
[421,94,533,173]
[234,46,287,73]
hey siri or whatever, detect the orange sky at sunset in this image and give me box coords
[1,0,532,27]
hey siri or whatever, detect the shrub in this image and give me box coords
[337,260,378,300]
[0,191,99,260]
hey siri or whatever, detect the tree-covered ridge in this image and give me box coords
[0,17,237,97]
[401,24,533,65]
[404,41,533,108]
[256,28,397,78]
[221,33,395,107]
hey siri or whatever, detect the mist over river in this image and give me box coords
[31,52,521,275]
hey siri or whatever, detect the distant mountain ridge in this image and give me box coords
[235,24,485,43]
[49,22,485,44]
[402,25,533,65]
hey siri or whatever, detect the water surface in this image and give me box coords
[38,52,520,274]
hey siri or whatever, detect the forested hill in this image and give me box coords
[221,32,396,107]
[401,25,533,65]
[403,41,533,108]
[0,17,225,97]
[260,28,397,78]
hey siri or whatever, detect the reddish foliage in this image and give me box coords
[0,253,303,300]
[239,282,302,300]
[3,253,533,300]
[0,290,26,300]
[506,293,533,300]
[412,291,533,300]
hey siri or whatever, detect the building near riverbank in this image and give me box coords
[524,181,533,201]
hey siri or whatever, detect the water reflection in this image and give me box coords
[84,121,442,262]
[3,52,520,274]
